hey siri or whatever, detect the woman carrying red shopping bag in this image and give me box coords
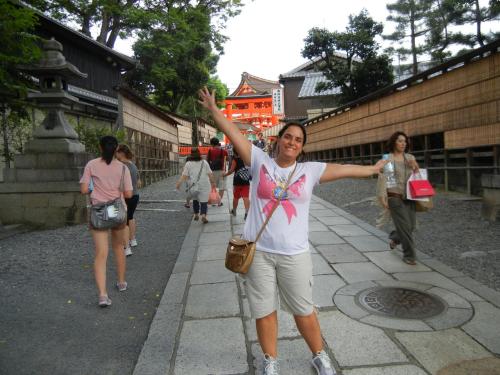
[376,131,420,265]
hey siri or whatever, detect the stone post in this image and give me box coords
[0,38,91,228]
[481,174,500,222]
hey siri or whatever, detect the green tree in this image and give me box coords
[26,0,243,49]
[453,0,500,47]
[384,0,432,75]
[302,9,394,105]
[126,5,219,114]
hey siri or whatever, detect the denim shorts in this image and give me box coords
[243,250,314,319]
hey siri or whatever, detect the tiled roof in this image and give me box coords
[229,72,281,97]
[298,72,340,98]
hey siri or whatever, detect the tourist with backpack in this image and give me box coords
[224,149,251,220]
[207,137,228,206]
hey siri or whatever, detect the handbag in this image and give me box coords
[408,172,435,198]
[208,187,221,205]
[90,166,127,229]
[415,198,433,212]
[225,163,297,274]
[185,161,204,199]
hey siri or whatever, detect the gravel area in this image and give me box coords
[314,178,500,291]
[0,176,192,375]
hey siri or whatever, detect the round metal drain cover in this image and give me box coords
[357,287,446,319]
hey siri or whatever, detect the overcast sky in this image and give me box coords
[114,0,496,93]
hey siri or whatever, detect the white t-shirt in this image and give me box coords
[243,146,326,255]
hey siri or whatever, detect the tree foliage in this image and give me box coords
[302,9,394,105]
[26,0,243,49]
[0,0,41,101]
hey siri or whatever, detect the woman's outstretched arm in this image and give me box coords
[319,160,388,184]
[198,87,251,166]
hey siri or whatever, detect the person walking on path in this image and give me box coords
[376,131,420,265]
[176,148,216,224]
[254,132,267,150]
[207,137,227,206]
[80,136,133,307]
[224,149,251,220]
[115,144,142,257]
[199,87,387,375]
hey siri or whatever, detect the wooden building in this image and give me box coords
[303,40,500,195]
[223,72,283,138]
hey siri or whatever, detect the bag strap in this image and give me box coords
[195,161,204,183]
[254,162,298,243]
[119,165,125,192]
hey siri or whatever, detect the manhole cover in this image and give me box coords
[357,287,446,319]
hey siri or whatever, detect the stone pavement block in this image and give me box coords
[364,251,431,273]
[311,253,335,275]
[462,302,500,354]
[345,236,389,252]
[174,318,248,375]
[330,224,372,237]
[343,365,428,375]
[424,307,473,330]
[356,222,389,238]
[133,272,189,375]
[185,282,239,318]
[316,244,367,263]
[190,260,235,284]
[375,279,433,291]
[452,288,484,302]
[172,246,197,274]
[198,231,231,245]
[232,223,245,235]
[310,209,339,217]
[436,357,500,375]
[320,311,408,366]
[244,305,300,341]
[308,221,329,232]
[395,329,493,375]
[419,258,464,277]
[452,276,500,308]
[197,244,227,261]
[394,272,463,291]
[204,213,231,222]
[202,221,232,233]
[252,340,320,375]
[318,216,353,225]
[427,287,472,309]
[333,295,370,319]
[313,274,345,308]
[336,281,378,296]
[309,231,344,246]
[310,203,326,209]
[360,315,433,331]
[333,262,392,283]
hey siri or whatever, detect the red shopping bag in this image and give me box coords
[208,187,221,205]
[409,179,435,198]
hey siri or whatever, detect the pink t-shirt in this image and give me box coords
[80,158,133,205]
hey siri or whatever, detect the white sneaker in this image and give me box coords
[311,350,336,375]
[125,246,133,257]
[262,354,279,375]
[130,238,138,247]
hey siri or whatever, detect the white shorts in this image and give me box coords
[212,170,227,190]
[243,250,314,319]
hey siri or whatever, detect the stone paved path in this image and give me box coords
[133,191,500,375]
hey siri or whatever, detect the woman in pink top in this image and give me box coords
[80,136,133,307]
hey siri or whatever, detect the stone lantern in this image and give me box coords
[0,38,91,228]
[20,38,87,153]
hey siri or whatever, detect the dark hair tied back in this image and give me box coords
[99,135,118,165]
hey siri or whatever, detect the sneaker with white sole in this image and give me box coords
[311,350,336,375]
[125,246,133,257]
[98,295,112,307]
[262,354,279,375]
[130,238,138,247]
[116,281,128,292]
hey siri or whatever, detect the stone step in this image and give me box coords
[0,224,28,240]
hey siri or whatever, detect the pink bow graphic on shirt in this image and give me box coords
[257,165,306,224]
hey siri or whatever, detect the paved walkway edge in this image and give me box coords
[133,220,203,375]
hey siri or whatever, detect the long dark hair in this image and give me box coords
[100,136,118,165]
[276,122,307,161]
[386,131,410,153]
[190,147,201,161]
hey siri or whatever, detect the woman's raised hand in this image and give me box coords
[198,87,217,111]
